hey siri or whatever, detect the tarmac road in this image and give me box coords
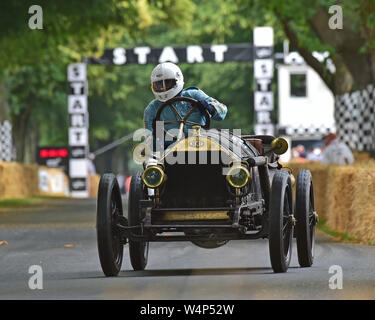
[0,198,374,300]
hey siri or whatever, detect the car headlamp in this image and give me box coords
[142,166,165,188]
[226,165,250,188]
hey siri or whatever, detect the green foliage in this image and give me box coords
[0,0,194,68]
[317,218,357,243]
[70,0,262,173]
[13,0,375,168]
[88,64,155,150]
[0,196,68,208]
[0,0,196,161]
[183,62,253,132]
[1,0,278,170]
[86,0,260,153]
[5,64,68,146]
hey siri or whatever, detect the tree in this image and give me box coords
[0,0,194,162]
[0,0,194,68]
[78,0,264,173]
[240,0,375,95]
[5,64,68,162]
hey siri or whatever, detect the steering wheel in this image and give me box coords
[153,96,211,140]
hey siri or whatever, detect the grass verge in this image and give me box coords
[0,196,69,209]
[317,218,358,243]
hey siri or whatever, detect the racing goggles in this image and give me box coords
[152,79,177,92]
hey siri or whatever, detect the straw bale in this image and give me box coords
[286,158,375,243]
[284,161,329,220]
[0,162,69,199]
[0,162,39,199]
[89,174,100,198]
[335,166,375,243]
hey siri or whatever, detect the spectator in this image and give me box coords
[295,144,307,158]
[306,146,323,161]
[321,133,354,165]
[291,144,307,162]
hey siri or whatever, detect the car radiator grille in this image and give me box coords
[160,164,230,208]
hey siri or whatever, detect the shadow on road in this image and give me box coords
[121,267,273,277]
[61,266,303,280]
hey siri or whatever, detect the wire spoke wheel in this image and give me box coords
[269,170,294,273]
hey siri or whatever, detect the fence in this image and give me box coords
[335,84,375,151]
[0,120,12,161]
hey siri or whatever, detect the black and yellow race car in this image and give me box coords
[96,96,317,276]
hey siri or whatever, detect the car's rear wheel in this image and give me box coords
[97,173,124,277]
[295,169,317,267]
[269,170,294,273]
[128,172,149,271]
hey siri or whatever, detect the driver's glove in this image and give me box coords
[197,99,215,116]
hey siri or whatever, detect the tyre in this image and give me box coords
[269,170,294,273]
[295,169,317,267]
[128,172,149,271]
[97,173,124,277]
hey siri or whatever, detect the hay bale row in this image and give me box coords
[38,167,70,197]
[284,162,330,221]
[0,162,39,199]
[0,162,69,200]
[285,159,375,243]
[89,174,100,198]
[331,166,375,243]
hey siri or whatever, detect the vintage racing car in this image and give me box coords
[96,96,317,276]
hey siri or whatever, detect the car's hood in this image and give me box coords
[160,130,258,163]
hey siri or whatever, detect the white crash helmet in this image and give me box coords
[150,62,184,102]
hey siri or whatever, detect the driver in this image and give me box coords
[144,62,227,146]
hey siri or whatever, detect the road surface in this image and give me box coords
[0,198,374,300]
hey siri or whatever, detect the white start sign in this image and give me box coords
[253,27,275,136]
[112,45,230,65]
[67,63,89,198]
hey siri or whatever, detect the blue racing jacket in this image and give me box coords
[144,87,227,139]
